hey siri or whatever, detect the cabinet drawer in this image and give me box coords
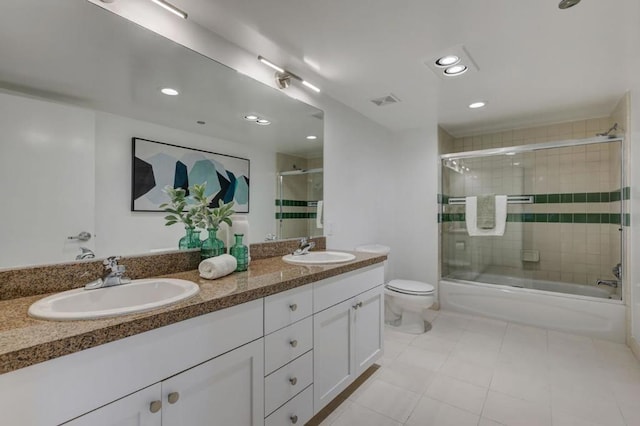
[264,385,313,426]
[265,317,313,375]
[265,350,313,416]
[313,265,384,313]
[264,284,312,335]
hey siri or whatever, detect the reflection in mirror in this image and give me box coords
[276,154,324,240]
[0,0,323,269]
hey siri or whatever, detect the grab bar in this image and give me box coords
[447,195,533,205]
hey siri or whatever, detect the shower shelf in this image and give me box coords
[447,195,533,205]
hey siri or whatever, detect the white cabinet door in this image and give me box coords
[161,339,264,426]
[63,384,162,426]
[354,285,384,376]
[313,298,355,413]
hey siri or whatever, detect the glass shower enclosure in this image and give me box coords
[277,168,324,240]
[440,137,624,300]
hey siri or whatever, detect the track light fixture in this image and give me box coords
[150,0,188,19]
[258,56,321,93]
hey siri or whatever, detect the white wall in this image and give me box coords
[94,112,276,256]
[387,127,440,289]
[321,98,395,250]
[625,0,640,355]
[0,92,95,268]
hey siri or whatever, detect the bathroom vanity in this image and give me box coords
[0,251,385,425]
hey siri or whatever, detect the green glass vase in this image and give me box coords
[230,233,249,272]
[201,227,225,260]
[178,227,202,250]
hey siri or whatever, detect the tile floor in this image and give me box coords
[318,310,640,426]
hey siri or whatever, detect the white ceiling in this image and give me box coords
[176,0,636,137]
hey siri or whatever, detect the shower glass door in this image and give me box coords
[440,139,624,299]
[277,169,324,240]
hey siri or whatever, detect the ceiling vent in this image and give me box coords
[370,94,401,107]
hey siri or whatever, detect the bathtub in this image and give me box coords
[439,275,626,342]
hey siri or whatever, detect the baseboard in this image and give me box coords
[629,335,640,362]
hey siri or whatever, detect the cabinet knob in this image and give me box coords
[290,414,299,424]
[167,392,180,404]
[289,303,297,312]
[149,400,162,413]
[289,376,298,386]
[289,339,298,348]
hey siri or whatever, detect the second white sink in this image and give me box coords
[282,251,356,265]
[28,278,200,321]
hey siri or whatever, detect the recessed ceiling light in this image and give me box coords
[244,115,259,121]
[435,55,460,67]
[306,135,317,140]
[160,88,179,96]
[469,101,486,109]
[505,152,516,156]
[444,65,468,76]
[513,162,521,166]
[256,119,271,125]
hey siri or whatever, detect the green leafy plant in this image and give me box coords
[190,183,235,229]
[160,186,199,228]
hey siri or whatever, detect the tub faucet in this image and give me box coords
[596,279,618,288]
[85,256,131,290]
[293,237,315,256]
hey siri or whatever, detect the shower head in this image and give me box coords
[596,123,621,138]
[558,0,581,9]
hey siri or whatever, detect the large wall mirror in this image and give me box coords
[0,0,323,268]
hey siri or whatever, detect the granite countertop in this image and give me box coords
[0,251,385,375]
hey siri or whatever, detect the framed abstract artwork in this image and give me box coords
[131,137,250,213]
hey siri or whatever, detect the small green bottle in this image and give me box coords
[230,233,249,272]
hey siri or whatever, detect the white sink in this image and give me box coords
[28,278,200,321]
[282,251,356,265]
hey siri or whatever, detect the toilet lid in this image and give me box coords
[386,279,434,295]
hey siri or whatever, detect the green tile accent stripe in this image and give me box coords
[440,213,627,225]
[441,188,630,205]
[276,212,318,219]
[275,199,317,207]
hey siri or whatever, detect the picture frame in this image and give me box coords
[131,137,250,213]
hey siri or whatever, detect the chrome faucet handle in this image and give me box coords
[299,237,308,246]
[103,256,121,272]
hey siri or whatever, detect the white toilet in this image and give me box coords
[355,244,435,334]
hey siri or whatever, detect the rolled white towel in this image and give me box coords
[199,254,237,279]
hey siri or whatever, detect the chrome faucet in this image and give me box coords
[76,247,95,260]
[612,263,622,280]
[292,237,316,256]
[596,279,618,288]
[85,256,131,290]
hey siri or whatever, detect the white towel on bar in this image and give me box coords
[465,195,508,236]
[316,200,324,229]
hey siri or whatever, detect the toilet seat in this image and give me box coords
[386,279,434,296]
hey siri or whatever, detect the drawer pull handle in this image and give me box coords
[352,301,363,310]
[167,392,180,404]
[289,303,298,311]
[289,376,298,386]
[290,414,299,424]
[289,339,298,348]
[149,400,162,413]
